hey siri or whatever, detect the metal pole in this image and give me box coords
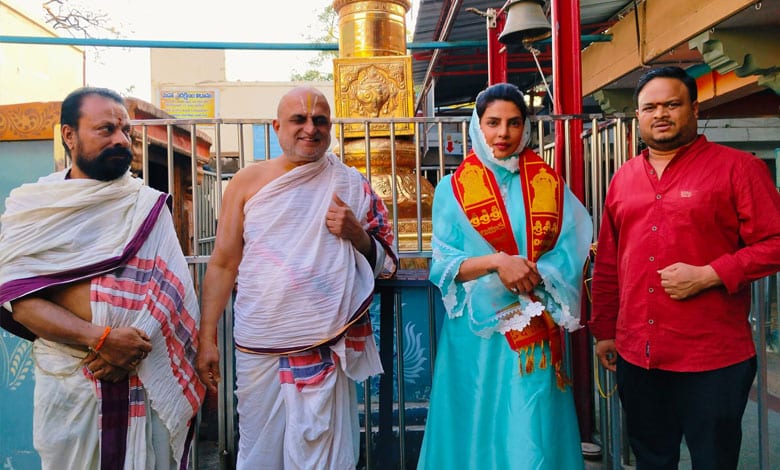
[364,379,373,470]
[190,124,199,258]
[754,278,770,469]
[394,290,407,468]
[486,9,508,85]
[551,0,593,447]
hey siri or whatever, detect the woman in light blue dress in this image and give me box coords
[418,83,592,469]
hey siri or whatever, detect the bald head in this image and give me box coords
[277,86,330,118]
[273,86,333,165]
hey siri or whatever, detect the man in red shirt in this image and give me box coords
[589,66,780,469]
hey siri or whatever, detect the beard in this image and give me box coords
[75,146,133,181]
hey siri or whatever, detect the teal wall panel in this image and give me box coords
[0,139,54,469]
[0,140,56,216]
[0,334,38,469]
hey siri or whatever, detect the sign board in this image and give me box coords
[424,123,466,156]
[159,89,217,119]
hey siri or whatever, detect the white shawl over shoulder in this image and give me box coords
[234,153,379,350]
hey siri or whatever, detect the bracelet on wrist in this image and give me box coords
[90,326,112,353]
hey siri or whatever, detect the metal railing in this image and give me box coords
[130,113,777,469]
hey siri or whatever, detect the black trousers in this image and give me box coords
[616,355,757,470]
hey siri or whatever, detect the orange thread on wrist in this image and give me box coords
[93,326,112,352]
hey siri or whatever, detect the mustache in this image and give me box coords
[98,146,133,161]
[75,145,133,181]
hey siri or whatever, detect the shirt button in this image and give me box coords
[648,287,654,293]
[648,319,654,325]
[656,194,662,200]
[649,256,655,261]
[651,226,658,231]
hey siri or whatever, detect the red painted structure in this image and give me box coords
[487,8,508,84]
[550,0,594,446]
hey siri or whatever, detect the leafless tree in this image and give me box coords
[41,0,120,38]
[40,0,135,95]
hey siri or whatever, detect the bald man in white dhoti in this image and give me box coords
[196,86,397,469]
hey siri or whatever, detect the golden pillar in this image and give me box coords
[332,0,433,253]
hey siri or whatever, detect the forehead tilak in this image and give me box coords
[293,92,326,116]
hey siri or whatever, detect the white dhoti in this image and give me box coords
[32,340,176,470]
[235,349,360,470]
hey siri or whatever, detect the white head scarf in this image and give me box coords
[469,103,532,174]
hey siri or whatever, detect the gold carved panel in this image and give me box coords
[334,56,415,138]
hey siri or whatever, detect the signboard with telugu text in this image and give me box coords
[159,89,217,119]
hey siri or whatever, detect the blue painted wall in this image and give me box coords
[0,334,37,469]
[0,139,54,469]
[0,140,56,216]
[361,286,446,405]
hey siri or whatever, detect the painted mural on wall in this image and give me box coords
[0,332,39,469]
[361,286,445,406]
[1,334,32,390]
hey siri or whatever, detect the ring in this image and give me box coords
[511,287,519,294]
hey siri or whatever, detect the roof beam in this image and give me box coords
[581,0,755,97]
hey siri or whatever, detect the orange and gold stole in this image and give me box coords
[452,148,569,389]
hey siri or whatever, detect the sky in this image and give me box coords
[18,0,419,101]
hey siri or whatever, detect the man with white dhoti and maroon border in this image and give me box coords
[196,86,397,469]
[0,87,204,469]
